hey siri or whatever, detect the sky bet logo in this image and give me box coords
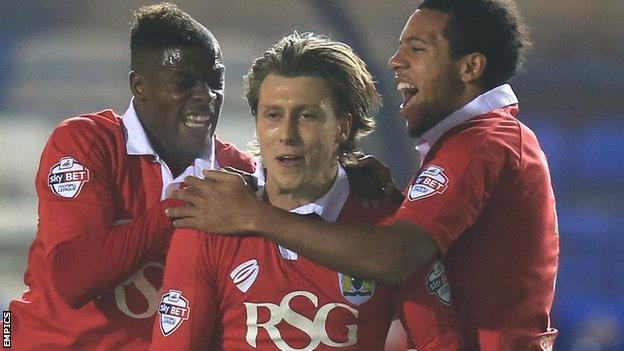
[48,156,90,198]
[3,311,10,348]
[158,290,190,337]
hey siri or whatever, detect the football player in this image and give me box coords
[152,32,462,350]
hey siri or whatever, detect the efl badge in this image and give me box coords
[426,260,451,305]
[159,289,190,337]
[408,165,448,201]
[338,273,374,305]
[48,156,90,198]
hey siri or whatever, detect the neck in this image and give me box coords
[159,150,193,179]
[265,164,338,211]
[456,83,488,111]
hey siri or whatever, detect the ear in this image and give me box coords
[337,113,353,144]
[129,71,145,98]
[459,53,487,84]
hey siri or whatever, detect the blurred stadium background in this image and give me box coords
[0,1,622,349]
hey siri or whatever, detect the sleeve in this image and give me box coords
[37,118,179,307]
[214,137,256,173]
[394,132,506,252]
[150,229,218,351]
[394,256,465,350]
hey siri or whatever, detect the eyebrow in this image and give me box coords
[402,36,430,45]
[260,104,320,111]
[260,105,283,111]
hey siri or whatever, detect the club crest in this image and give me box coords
[426,260,452,305]
[338,273,374,305]
[408,165,448,201]
[230,259,259,293]
[48,156,90,198]
[158,289,190,337]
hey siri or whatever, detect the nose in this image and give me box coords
[278,115,300,145]
[388,49,405,71]
[192,81,217,103]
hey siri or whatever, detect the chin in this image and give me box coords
[270,176,301,192]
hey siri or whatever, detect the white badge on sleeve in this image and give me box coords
[408,165,449,201]
[48,156,90,198]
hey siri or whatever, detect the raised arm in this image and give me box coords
[167,170,439,284]
[38,120,177,307]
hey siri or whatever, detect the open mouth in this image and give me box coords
[276,155,304,166]
[397,82,418,109]
[183,114,213,129]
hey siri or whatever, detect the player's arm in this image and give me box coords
[150,229,217,351]
[395,256,465,350]
[39,119,177,308]
[250,206,436,284]
[168,171,438,285]
[48,200,177,308]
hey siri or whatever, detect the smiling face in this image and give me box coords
[256,74,351,207]
[388,9,466,137]
[131,45,224,163]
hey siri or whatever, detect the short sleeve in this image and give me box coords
[395,129,508,252]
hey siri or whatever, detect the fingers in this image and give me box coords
[171,217,201,230]
[384,184,406,204]
[183,175,211,189]
[221,167,258,191]
[221,166,252,178]
[202,169,241,182]
[170,187,204,206]
[165,205,199,219]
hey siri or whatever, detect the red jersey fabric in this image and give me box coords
[9,109,254,350]
[151,196,462,350]
[396,105,559,350]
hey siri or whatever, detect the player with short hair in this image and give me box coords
[168,1,560,349]
[151,32,462,351]
[9,3,254,350]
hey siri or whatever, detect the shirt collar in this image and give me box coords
[414,84,518,164]
[122,98,217,169]
[254,160,350,223]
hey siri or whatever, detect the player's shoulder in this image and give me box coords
[214,137,255,173]
[337,194,398,224]
[53,109,124,140]
[437,106,524,164]
[170,228,247,253]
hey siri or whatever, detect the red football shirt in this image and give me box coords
[151,195,462,350]
[396,105,559,349]
[9,108,254,350]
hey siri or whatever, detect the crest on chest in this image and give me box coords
[338,273,375,305]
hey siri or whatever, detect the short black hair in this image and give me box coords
[418,0,530,88]
[130,2,217,70]
[245,32,381,164]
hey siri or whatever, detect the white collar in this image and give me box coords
[255,160,350,223]
[122,98,217,170]
[414,84,518,164]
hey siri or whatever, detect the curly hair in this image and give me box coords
[130,2,217,70]
[418,0,531,88]
[245,32,381,164]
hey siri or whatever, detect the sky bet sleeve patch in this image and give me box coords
[48,156,90,198]
[408,165,449,201]
[159,289,190,337]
